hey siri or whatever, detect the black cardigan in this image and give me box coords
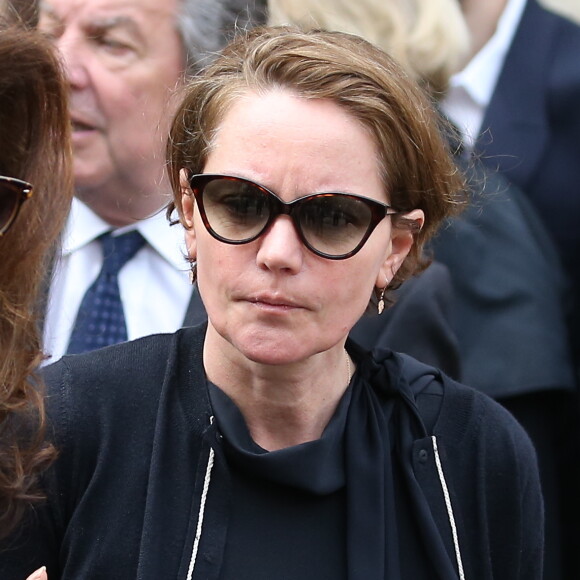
[0,324,543,579]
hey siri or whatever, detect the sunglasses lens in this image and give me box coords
[298,195,372,257]
[202,177,271,242]
[192,175,381,259]
[0,181,21,235]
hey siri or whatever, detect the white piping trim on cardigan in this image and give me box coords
[186,418,216,580]
[432,435,465,580]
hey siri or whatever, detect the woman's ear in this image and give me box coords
[180,169,195,228]
[180,169,197,261]
[376,209,424,287]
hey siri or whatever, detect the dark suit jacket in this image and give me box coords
[477,0,580,296]
[430,158,575,399]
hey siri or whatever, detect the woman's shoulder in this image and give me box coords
[368,347,537,463]
[44,331,180,398]
[37,326,208,499]
[358,348,542,574]
[437,374,536,455]
[41,325,206,441]
[44,324,204,386]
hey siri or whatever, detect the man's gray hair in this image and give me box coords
[177,0,267,76]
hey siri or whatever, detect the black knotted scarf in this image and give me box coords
[347,348,460,579]
[209,344,461,579]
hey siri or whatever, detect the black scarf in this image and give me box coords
[210,343,460,579]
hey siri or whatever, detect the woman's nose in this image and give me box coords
[256,215,304,273]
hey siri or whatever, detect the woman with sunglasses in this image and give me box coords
[0,5,72,556]
[3,27,542,579]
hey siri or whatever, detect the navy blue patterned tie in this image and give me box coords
[66,230,145,354]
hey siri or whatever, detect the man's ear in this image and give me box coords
[376,209,424,287]
[180,169,197,261]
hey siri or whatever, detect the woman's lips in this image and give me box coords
[247,295,304,311]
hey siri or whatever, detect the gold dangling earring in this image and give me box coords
[377,287,386,315]
[189,265,195,285]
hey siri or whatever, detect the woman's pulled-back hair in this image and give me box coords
[168,26,464,291]
[0,23,72,538]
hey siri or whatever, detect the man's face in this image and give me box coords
[40,0,185,224]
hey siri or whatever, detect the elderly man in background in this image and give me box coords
[40,0,265,361]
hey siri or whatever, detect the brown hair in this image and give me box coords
[3,0,39,27]
[168,26,464,292]
[0,23,72,538]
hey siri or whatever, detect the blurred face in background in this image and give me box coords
[39,0,185,224]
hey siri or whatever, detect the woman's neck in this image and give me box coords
[203,329,353,451]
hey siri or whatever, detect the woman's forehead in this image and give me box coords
[204,90,387,204]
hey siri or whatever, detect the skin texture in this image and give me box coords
[182,89,423,450]
[26,566,47,580]
[459,0,509,62]
[39,0,184,225]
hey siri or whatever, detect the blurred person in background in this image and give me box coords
[442,0,580,359]
[442,3,580,572]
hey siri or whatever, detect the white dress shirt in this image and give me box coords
[440,0,528,150]
[43,198,193,364]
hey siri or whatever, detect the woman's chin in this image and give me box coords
[208,318,344,367]
[236,339,308,367]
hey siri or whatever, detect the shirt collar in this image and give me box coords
[62,197,188,271]
[62,197,111,253]
[449,0,527,108]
